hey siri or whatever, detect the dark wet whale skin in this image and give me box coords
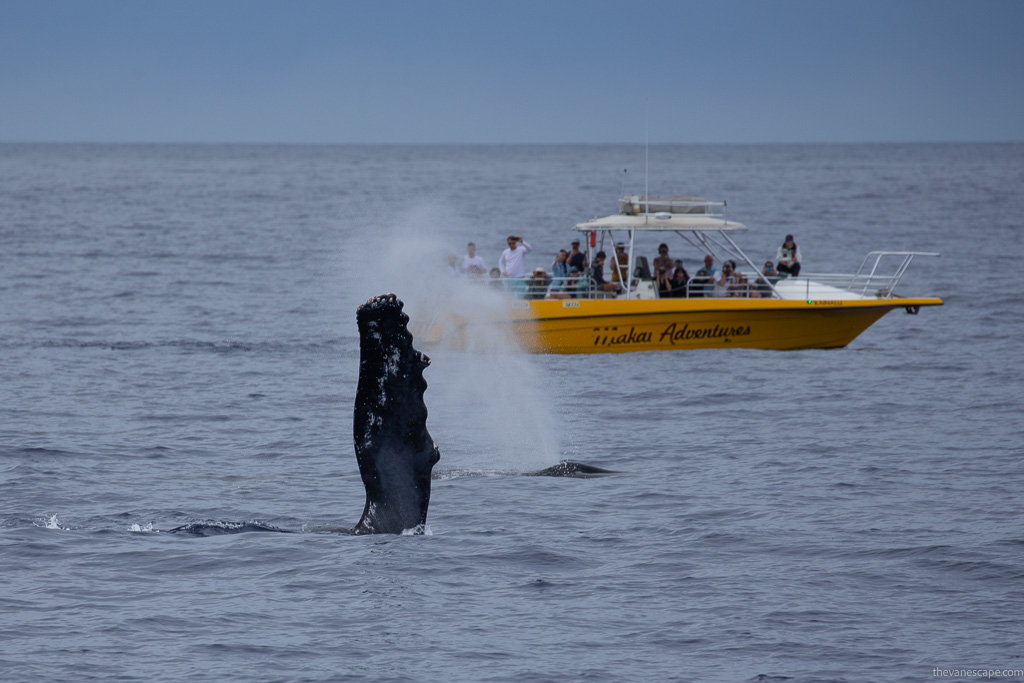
[352,294,440,534]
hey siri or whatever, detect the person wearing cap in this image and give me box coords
[526,267,550,299]
[567,238,587,272]
[775,235,802,277]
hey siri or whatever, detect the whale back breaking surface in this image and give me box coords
[353,294,440,534]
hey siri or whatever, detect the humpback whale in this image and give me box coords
[170,293,439,536]
[168,293,613,537]
[352,293,440,534]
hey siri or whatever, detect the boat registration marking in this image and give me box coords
[562,301,581,308]
[810,300,843,306]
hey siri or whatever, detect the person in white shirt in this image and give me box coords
[713,261,736,297]
[459,242,487,276]
[498,235,532,278]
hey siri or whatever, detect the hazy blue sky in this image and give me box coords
[2,0,1022,143]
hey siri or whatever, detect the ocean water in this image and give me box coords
[1,143,1023,682]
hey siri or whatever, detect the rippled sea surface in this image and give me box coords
[2,143,1023,682]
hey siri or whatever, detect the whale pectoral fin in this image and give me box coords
[353,294,440,534]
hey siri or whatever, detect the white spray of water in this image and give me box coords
[346,202,561,473]
[42,514,65,530]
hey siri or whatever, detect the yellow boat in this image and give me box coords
[422,196,942,354]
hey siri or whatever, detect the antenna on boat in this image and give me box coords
[644,102,650,225]
[620,169,628,199]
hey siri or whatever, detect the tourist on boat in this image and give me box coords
[550,266,585,300]
[591,251,623,294]
[499,235,532,295]
[713,262,737,297]
[758,261,780,297]
[526,268,550,300]
[567,239,587,272]
[665,267,690,298]
[652,243,674,275]
[610,243,630,285]
[776,235,802,277]
[550,250,569,291]
[446,254,460,277]
[488,267,504,291]
[498,235,532,278]
[731,271,762,298]
[656,267,672,297]
[460,242,487,276]
[688,268,711,298]
[703,254,719,277]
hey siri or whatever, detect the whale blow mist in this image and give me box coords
[349,205,562,473]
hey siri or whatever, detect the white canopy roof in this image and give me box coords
[574,214,748,232]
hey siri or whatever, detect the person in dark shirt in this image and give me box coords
[591,251,622,293]
[688,268,711,298]
[667,266,690,298]
[567,238,588,272]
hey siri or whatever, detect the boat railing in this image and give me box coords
[797,251,940,299]
[457,274,778,300]
[459,275,601,300]
[681,275,778,299]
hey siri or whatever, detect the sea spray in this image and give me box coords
[346,203,561,473]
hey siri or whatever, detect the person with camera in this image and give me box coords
[652,243,674,276]
[713,260,737,298]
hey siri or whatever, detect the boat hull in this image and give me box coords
[422,297,943,354]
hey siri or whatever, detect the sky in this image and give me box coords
[2,0,1022,144]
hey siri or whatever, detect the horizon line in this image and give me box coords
[2,139,1021,146]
